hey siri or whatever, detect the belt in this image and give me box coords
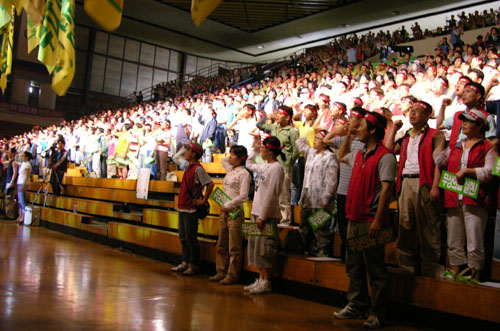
[402,174,419,179]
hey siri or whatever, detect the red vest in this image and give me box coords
[178,163,202,210]
[346,143,392,222]
[449,109,490,149]
[444,139,491,208]
[396,127,438,194]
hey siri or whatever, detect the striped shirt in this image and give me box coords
[332,136,365,196]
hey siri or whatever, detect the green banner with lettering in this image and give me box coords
[438,170,479,199]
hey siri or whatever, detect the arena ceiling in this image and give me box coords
[160,0,362,33]
[75,0,496,62]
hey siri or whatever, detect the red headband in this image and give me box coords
[365,113,385,130]
[264,142,283,151]
[334,102,346,113]
[189,142,203,156]
[278,108,291,118]
[466,84,481,95]
[336,118,347,125]
[318,130,327,138]
[415,101,432,113]
[319,95,330,103]
[353,97,363,106]
[439,77,448,87]
[351,110,364,119]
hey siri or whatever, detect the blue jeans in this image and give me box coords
[494,210,500,261]
[17,184,26,212]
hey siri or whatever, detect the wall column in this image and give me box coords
[39,83,57,109]
[10,78,30,105]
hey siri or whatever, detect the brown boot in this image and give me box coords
[220,276,238,285]
[209,274,225,282]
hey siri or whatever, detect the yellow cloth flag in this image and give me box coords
[51,0,74,96]
[37,0,61,73]
[0,4,10,27]
[0,4,14,94]
[24,0,46,24]
[191,0,222,27]
[27,15,42,54]
[84,0,123,32]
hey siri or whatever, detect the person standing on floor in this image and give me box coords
[324,106,366,263]
[256,106,299,225]
[335,112,396,329]
[16,152,32,224]
[50,138,68,196]
[244,137,285,294]
[436,109,495,282]
[171,141,214,276]
[385,100,446,276]
[296,130,338,257]
[209,145,251,284]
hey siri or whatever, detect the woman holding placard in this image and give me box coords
[296,130,338,257]
[209,145,252,285]
[244,136,285,294]
[437,109,495,282]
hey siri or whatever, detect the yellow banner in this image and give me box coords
[51,0,74,96]
[37,0,61,73]
[191,0,222,27]
[24,0,46,24]
[0,4,14,93]
[84,0,123,32]
[27,15,41,53]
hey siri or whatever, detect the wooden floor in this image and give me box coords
[0,220,430,331]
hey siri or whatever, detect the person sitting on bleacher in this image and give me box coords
[171,141,214,276]
[296,130,338,257]
[209,145,251,285]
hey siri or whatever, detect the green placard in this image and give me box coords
[241,222,275,237]
[492,156,500,176]
[347,227,395,253]
[438,170,480,199]
[307,209,331,231]
[210,187,241,219]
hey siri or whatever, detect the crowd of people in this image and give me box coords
[2,7,500,329]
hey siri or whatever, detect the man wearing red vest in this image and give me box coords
[335,112,396,329]
[385,100,446,276]
[437,81,496,149]
[171,141,214,275]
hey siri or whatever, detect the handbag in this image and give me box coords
[183,170,210,219]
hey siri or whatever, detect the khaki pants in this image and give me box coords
[279,169,292,224]
[397,178,441,275]
[447,204,488,270]
[215,212,243,280]
[346,221,387,317]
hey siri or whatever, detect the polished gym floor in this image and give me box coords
[0,220,421,330]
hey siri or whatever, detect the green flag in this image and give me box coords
[37,0,61,73]
[51,0,74,96]
[0,4,14,93]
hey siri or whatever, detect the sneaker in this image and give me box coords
[250,279,271,294]
[220,277,238,285]
[333,305,363,319]
[363,314,382,329]
[244,278,260,291]
[209,274,225,282]
[171,262,188,272]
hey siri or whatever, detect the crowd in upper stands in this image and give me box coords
[2,6,500,284]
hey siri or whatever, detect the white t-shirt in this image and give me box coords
[17,161,32,185]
